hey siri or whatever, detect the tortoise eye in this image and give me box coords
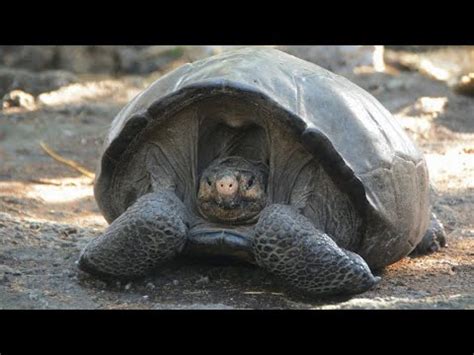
[206,178,212,186]
[247,177,254,188]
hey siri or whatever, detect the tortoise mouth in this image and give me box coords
[197,200,263,224]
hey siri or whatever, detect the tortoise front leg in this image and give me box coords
[253,204,380,296]
[78,191,189,279]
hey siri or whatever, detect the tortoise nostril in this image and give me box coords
[216,176,238,195]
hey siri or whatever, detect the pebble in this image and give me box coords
[28,291,40,301]
[172,279,179,286]
[146,282,155,290]
[64,227,78,235]
[124,282,132,291]
[2,90,36,110]
[29,222,41,230]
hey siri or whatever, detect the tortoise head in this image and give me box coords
[197,156,268,224]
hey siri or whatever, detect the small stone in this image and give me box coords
[452,72,474,96]
[29,222,41,230]
[172,279,179,286]
[29,292,40,301]
[2,90,36,110]
[124,282,132,290]
[63,227,78,236]
[143,295,149,300]
[146,282,155,290]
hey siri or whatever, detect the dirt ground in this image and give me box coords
[0,47,473,309]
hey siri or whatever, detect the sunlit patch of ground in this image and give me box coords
[0,177,105,228]
[393,94,474,195]
[385,46,474,83]
[37,79,144,107]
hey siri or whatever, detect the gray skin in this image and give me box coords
[78,48,447,297]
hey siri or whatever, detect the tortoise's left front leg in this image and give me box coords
[411,213,447,255]
[252,204,380,296]
[78,191,189,279]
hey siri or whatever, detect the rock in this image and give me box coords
[2,90,36,110]
[28,222,41,230]
[124,282,132,291]
[172,279,179,286]
[62,227,78,236]
[0,68,78,97]
[452,73,474,96]
[28,291,40,301]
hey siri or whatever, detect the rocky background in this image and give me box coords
[0,46,473,309]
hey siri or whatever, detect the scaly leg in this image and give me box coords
[253,204,380,296]
[78,191,189,279]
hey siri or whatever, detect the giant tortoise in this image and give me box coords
[78,47,446,296]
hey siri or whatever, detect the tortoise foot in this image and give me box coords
[253,204,379,297]
[411,213,447,256]
[78,191,189,279]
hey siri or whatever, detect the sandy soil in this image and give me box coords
[0,48,473,309]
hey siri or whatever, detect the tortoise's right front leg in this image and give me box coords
[78,191,189,279]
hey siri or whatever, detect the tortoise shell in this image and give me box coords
[94,47,430,268]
